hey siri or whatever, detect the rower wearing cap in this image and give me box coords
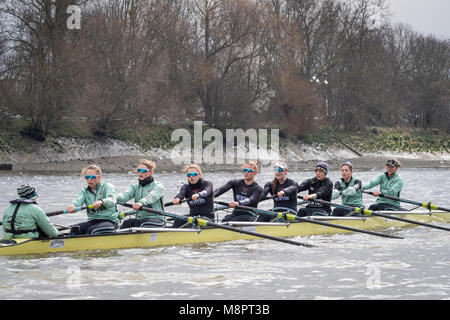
[363,158,403,211]
[214,161,263,222]
[257,161,298,222]
[3,184,59,239]
[331,161,364,216]
[297,162,334,216]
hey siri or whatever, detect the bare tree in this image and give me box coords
[0,0,86,140]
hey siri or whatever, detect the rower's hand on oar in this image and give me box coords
[277,191,285,198]
[173,198,181,205]
[132,203,143,210]
[192,194,199,201]
[67,204,76,213]
[372,191,381,196]
[302,194,316,201]
[91,200,104,210]
[229,201,239,208]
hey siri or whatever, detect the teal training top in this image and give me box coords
[117,179,165,221]
[3,200,59,239]
[332,177,364,207]
[71,182,119,224]
[363,172,403,208]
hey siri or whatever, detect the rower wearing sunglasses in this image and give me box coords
[297,162,334,217]
[213,161,263,222]
[67,165,119,235]
[257,161,298,222]
[171,164,214,228]
[117,159,165,229]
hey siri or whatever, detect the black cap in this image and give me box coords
[385,159,400,167]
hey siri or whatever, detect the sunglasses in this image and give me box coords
[274,167,285,172]
[187,172,199,178]
[85,175,98,180]
[242,168,255,173]
[385,160,399,167]
[137,168,149,173]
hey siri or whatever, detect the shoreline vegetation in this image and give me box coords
[1,124,449,173]
[1,1,448,175]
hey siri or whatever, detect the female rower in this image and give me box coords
[297,162,334,216]
[3,184,59,239]
[331,161,364,216]
[257,161,298,222]
[363,158,403,211]
[117,159,165,229]
[213,161,263,222]
[67,165,119,235]
[171,164,214,228]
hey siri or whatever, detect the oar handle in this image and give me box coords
[165,199,188,207]
[117,210,137,220]
[45,206,89,217]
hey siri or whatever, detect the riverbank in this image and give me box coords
[2,136,449,173]
[9,155,450,174]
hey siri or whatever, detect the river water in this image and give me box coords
[0,167,449,300]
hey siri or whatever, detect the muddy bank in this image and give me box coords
[8,155,450,174]
[2,136,449,173]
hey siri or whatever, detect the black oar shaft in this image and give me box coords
[208,220,312,246]
[314,198,450,232]
[118,202,313,247]
[164,199,188,207]
[45,206,87,218]
[370,211,450,232]
[362,190,450,213]
[214,201,402,239]
[0,206,88,225]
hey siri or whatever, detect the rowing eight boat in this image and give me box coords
[1,209,448,256]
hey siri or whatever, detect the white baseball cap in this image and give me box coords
[273,161,288,170]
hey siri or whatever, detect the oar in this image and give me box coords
[215,201,402,239]
[362,190,450,212]
[45,206,90,218]
[164,199,188,207]
[0,206,90,225]
[118,202,314,247]
[313,198,450,232]
[117,209,137,220]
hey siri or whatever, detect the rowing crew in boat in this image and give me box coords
[1,158,406,240]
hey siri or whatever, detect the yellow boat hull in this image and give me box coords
[1,212,449,256]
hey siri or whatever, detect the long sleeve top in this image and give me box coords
[260,178,298,212]
[3,199,59,239]
[117,178,165,221]
[175,179,214,218]
[72,182,119,224]
[332,177,364,207]
[213,179,263,208]
[363,172,403,208]
[298,177,333,213]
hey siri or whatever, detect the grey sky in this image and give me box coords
[384,0,450,39]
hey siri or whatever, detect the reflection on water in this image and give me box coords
[0,168,449,299]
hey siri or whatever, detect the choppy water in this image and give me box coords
[0,167,449,300]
